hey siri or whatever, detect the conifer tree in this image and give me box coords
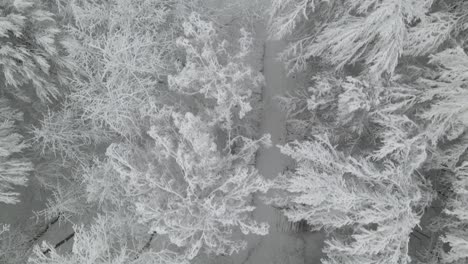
[408,46,468,263]
[0,0,73,103]
[0,99,32,204]
[270,0,468,262]
[271,122,432,263]
[270,74,436,263]
[268,0,467,78]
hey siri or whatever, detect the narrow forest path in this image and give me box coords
[243,37,306,264]
[241,29,324,264]
[211,20,324,264]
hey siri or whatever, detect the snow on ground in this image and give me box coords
[210,18,324,264]
[0,177,49,241]
[0,183,46,225]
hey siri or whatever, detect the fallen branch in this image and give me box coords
[42,232,75,255]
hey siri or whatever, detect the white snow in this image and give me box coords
[240,28,324,264]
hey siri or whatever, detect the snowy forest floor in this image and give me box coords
[236,33,324,264]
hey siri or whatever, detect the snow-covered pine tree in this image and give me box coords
[274,42,468,262]
[0,99,32,204]
[436,161,468,263]
[269,0,468,263]
[275,76,378,147]
[404,46,468,263]
[269,74,437,263]
[268,0,467,78]
[0,0,73,103]
[415,47,468,145]
[271,133,431,263]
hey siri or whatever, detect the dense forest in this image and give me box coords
[1,0,468,263]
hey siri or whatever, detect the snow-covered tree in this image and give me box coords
[0,0,73,103]
[268,0,468,78]
[28,0,269,262]
[29,215,188,264]
[436,161,468,263]
[270,132,431,263]
[31,106,109,165]
[270,70,444,262]
[70,0,177,136]
[82,109,271,259]
[267,0,468,262]
[0,99,32,204]
[29,0,187,204]
[29,0,186,149]
[169,12,264,131]
[405,46,468,263]
[33,1,263,161]
[276,76,379,147]
[273,37,468,261]
[416,47,468,145]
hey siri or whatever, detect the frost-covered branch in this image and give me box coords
[0,99,32,204]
